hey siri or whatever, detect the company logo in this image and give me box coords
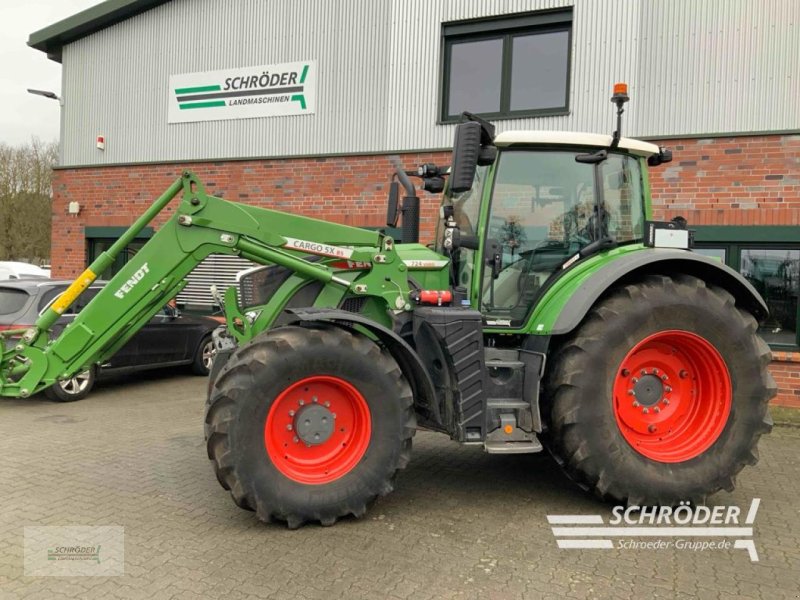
[330,260,372,270]
[48,545,101,564]
[169,61,316,124]
[114,263,150,299]
[24,526,124,576]
[175,64,310,111]
[548,498,762,561]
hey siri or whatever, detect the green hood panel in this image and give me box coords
[396,244,450,290]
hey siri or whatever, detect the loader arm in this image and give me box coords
[0,171,410,398]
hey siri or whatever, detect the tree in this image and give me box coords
[0,138,58,263]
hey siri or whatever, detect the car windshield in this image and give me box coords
[0,288,30,315]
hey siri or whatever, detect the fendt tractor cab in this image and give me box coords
[0,86,774,527]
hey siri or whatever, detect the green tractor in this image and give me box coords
[0,87,774,527]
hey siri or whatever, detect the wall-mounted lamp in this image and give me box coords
[27,88,63,106]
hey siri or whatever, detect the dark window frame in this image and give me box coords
[85,227,154,281]
[439,8,573,124]
[693,225,800,350]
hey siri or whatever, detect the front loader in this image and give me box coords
[0,86,774,527]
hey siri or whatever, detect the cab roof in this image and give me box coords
[494,131,660,157]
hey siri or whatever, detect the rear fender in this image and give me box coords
[542,248,768,336]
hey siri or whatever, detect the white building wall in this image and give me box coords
[59,0,800,166]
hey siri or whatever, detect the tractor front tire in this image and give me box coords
[545,274,775,506]
[205,325,415,528]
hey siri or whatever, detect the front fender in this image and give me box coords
[284,307,441,428]
[529,246,768,336]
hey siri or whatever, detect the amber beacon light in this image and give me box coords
[610,82,630,148]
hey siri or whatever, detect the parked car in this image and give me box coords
[0,262,50,280]
[0,278,219,401]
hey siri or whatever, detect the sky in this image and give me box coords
[0,0,102,146]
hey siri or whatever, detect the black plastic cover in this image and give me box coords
[449,121,482,193]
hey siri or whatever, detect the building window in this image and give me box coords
[693,226,800,349]
[85,226,154,280]
[440,9,572,123]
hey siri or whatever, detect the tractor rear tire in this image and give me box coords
[544,273,775,506]
[205,325,415,528]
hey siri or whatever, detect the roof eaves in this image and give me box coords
[28,0,169,63]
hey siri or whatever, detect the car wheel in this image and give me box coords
[192,335,215,376]
[44,367,96,402]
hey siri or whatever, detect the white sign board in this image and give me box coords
[168,60,316,124]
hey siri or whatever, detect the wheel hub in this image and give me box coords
[633,374,663,407]
[264,375,372,484]
[612,330,732,463]
[294,403,335,445]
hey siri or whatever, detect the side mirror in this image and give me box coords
[647,147,673,166]
[386,181,400,227]
[477,145,498,166]
[449,121,482,193]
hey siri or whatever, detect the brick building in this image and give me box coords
[30,0,799,405]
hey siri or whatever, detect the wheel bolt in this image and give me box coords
[641,369,647,376]
[662,398,670,406]
[665,386,672,393]
[632,377,639,384]
[642,407,649,414]
[286,424,293,431]
[305,443,311,448]
[653,369,659,375]
[632,401,640,408]
[299,399,305,405]
[324,401,330,407]
[648,424,656,433]
[627,390,635,396]
[289,410,295,417]
[293,436,299,443]
[312,396,318,403]
[661,374,668,381]
[654,406,661,413]
[332,413,337,419]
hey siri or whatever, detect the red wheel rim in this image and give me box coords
[265,376,371,484]
[613,330,731,463]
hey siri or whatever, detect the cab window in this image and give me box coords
[481,150,643,326]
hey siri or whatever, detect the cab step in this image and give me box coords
[486,360,525,370]
[486,398,530,410]
[484,439,544,454]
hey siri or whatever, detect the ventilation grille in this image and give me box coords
[239,265,293,309]
[339,296,367,313]
[177,254,254,309]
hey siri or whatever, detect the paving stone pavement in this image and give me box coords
[0,371,798,600]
